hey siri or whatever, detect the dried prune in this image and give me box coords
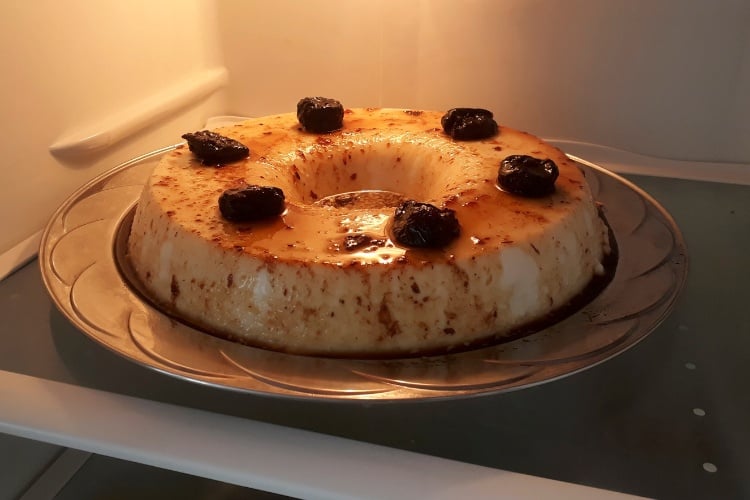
[497,155,559,197]
[441,108,498,140]
[181,130,249,166]
[297,97,344,133]
[219,185,285,222]
[392,200,460,248]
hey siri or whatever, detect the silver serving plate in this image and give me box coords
[39,147,688,401]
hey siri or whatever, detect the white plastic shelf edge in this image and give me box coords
[0,371,641,500]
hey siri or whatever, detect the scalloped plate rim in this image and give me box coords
[38,149,689,402]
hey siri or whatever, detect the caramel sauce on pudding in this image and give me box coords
[127,109,610,357]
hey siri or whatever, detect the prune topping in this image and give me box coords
[218,185,285,222]
[181,130,249,166]
[297,97,344,133]
[441,108,498,140]
[392,200,460,248]
[497,155,559,197]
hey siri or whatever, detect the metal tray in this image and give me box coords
[39,147,687,401]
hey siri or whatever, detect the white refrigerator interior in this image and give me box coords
[1,0,749,498]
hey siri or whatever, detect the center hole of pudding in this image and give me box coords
[284,138,456,208]
[316,190,406,209]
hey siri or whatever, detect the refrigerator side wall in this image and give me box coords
[0,0,227,254]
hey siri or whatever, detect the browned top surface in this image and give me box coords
[145,108,590,267]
